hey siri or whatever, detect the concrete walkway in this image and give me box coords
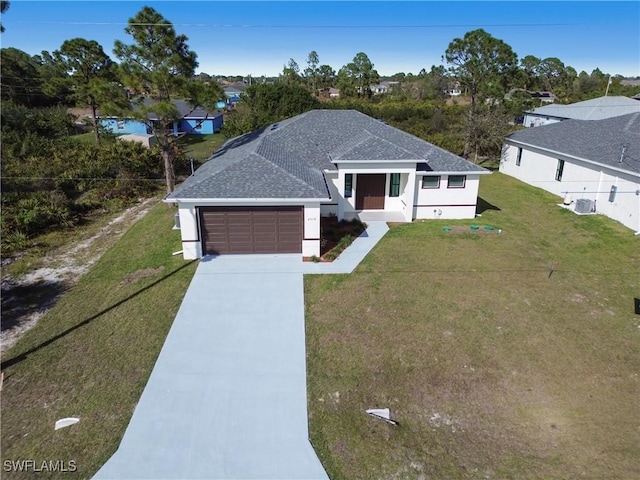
[93,222,389,479]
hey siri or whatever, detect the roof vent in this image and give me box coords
[270,123,279,131]
[619,144,627,163]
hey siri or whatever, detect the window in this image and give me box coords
[422,176,441,189]
[195,122,203,131]
[389,173,401,197]
[344,173,353,198]
[516,148,522,166]
[117,120,125,130]
[555,159,565,181]
[447,175,466,188]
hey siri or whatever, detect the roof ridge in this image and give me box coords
[328,130,375,161]
[254,149,327,196]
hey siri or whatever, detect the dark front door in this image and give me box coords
[199,206,303,255]
[356,174,386,210]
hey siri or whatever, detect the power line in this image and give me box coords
[14,21,585,29]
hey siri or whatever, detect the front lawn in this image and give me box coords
[1,202,197,479]
[176,133,228,162]
[305,172,640,479]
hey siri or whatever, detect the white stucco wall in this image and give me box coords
[523,113,563,128]
[500,144,640,232]
[413,174,482,219]
[177,203,202,259]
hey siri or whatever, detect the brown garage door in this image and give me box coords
[199,206,303,255]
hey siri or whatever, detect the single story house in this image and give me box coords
[223,82,246,105]
[523,96,640,127]
[100,99,224,136]
[164,109,490,259]
[370,81,400,95]
[500,112,640,233]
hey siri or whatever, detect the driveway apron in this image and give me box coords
[94,254,328,479]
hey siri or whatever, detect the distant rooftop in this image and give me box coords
[526,96,640,121]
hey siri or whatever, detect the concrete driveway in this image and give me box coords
[94,222,389,479]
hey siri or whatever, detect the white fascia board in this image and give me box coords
[164,197,331,204]
[330,159,427,165]
[416,170,492,176]
[504,139,640,179]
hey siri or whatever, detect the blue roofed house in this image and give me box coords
[100,99,224,136]
[164,109,491,259]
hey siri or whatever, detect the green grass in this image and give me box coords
[305,172,640,479]
[71,132,97,144]
[3,172,638,479]
[1,202,197,479]
[176,133,228,162]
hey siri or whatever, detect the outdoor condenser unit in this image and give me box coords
[574,198,593,214]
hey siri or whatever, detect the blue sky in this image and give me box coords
[2,1,639,77]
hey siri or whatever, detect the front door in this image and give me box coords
[355,174,386,210]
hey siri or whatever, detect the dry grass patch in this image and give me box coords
[305,173,640,479]
[1,203,197,479]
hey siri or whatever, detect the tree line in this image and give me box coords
[2,6,638,256]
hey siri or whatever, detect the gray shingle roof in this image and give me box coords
[506,112,640,175]
[526,96,640,121]
[167,109,487,200]
[143,99,222,120]
[99,99,222,121]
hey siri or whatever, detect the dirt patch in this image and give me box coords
[120,266,165,286]
[1,199,156,351]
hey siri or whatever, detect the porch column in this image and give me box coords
[404,170,417,222]
[337,171,346,221]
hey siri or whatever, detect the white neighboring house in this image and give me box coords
[165,110,490,259]
[523,95,640,127]
[500,112,640,233]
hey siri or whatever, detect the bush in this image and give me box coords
[1,105,165,255]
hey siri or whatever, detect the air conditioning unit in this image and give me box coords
[574,198,593,214]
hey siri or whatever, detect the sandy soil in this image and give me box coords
[1,199,155,352]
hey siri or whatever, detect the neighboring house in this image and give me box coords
[165,109,490,259]
[500,112,640,233]
[223,82,246,105]
[329,87,340,98]
[100,99,224,136]
[523,96,640,127]
[370,84,389,95]
[370,81,400,95]
[530,91,555,103]
[447,82,462,96]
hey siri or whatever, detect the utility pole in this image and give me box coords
[604,75,612,96]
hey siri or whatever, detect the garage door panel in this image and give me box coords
[200,206,302,255]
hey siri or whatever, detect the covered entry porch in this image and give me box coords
[330,167,417,223]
